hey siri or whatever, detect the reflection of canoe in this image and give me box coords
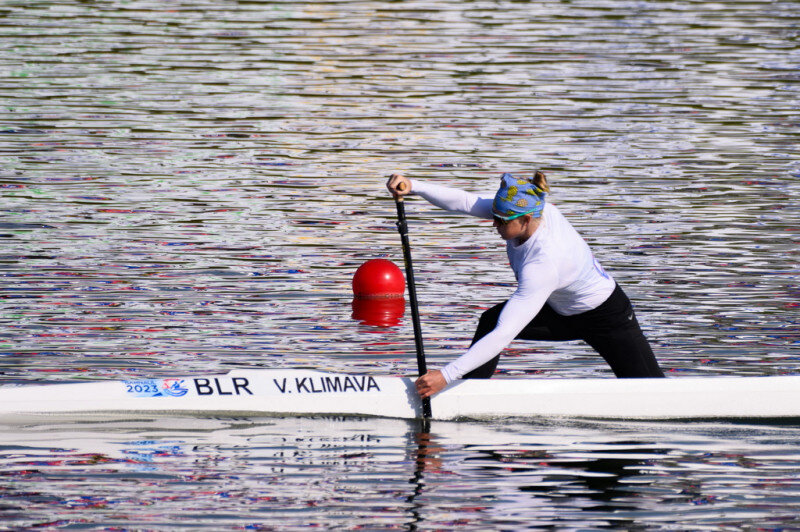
[2,370,800,421]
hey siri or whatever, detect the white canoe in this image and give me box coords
[1,369,799,421]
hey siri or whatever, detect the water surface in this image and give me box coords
[3,415,800,530]
[1,0,799,528]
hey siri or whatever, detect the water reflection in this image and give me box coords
[351,297,405,327]
[3,415,800,529]
[407,418,437,531]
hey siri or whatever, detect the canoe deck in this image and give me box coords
[2,370,799,421]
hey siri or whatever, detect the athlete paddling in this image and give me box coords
[386,172,665,399]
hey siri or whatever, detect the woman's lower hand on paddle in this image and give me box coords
[415,370,446,399]
[386,173,411,198]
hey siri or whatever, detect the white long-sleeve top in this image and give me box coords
[410,179,616,383]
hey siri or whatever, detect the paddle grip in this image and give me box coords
[393,177,409,202]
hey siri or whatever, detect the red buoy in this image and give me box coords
[352,259,405,299]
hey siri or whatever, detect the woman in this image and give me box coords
[386,172,665,400]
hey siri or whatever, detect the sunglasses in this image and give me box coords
[492,210,534,225]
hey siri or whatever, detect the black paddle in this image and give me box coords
[394,182,432,419]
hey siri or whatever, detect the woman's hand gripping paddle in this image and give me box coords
[392,179,432,419]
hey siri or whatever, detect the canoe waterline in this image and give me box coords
[1,370,799,421]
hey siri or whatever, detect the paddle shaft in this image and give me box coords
[394,188,432,419]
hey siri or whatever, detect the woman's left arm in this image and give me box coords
[439,261,558,384]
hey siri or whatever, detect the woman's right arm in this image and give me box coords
[386,174,493,219]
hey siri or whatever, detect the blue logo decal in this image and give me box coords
[124,380,163,397]
[161,379,189,397]
[124,379,188,398]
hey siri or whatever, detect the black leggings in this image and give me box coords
[463,283,665,379]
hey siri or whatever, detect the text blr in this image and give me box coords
[194,377,252,396]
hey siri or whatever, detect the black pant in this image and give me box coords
[463,284,665,379]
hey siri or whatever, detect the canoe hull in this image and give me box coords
[2,370,799,421]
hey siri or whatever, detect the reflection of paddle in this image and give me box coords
[394,182,432,419]
[406,417,434,529]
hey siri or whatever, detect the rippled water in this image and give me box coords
[1,0,799,528]
[3,416,800,530]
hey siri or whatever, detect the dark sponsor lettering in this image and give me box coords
[367,376,380,391]
[215,378,233,395]
[295,377,310,393]
[273,378,288,393]
[280,375,381,394]
[194,377,252,396]
[233,377,253,395]
[323,376,342,392]
[195,378,213,395]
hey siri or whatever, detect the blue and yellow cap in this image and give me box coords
[492,172,547,221]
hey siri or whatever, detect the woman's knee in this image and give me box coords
[587,332,664,378]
